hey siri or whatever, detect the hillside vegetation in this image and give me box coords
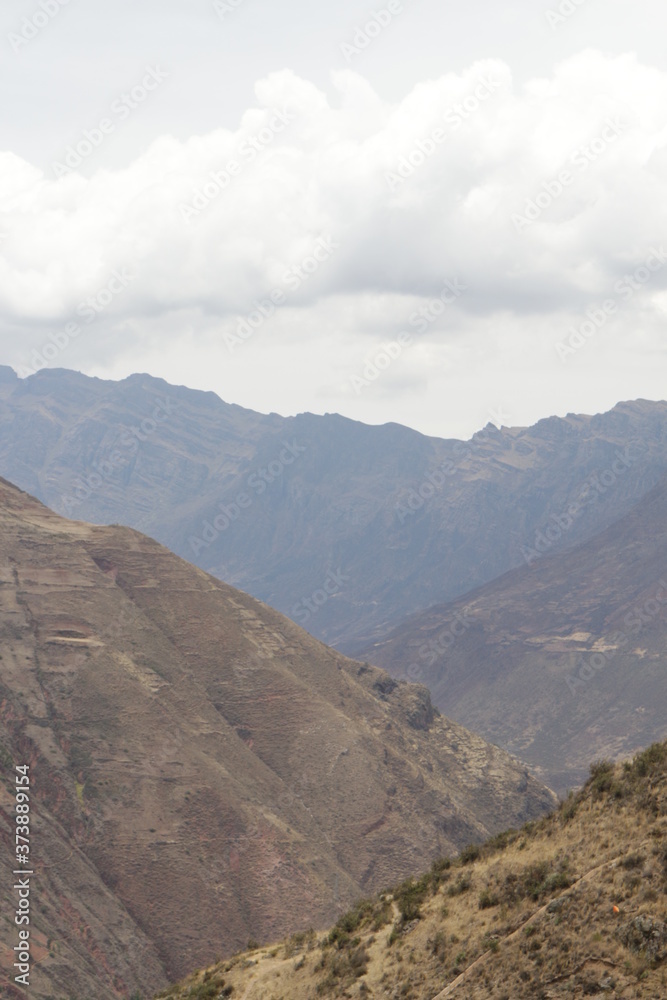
[162,741,667,1000]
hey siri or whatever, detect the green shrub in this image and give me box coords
[478,889,500,910]
[394,875,431,922]
[621,852,645,870]
[328,900,374,947]
[631,742,667,778]
[447,874,472,897]
[589,759,615,795]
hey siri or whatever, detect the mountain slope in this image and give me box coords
[0,367,666,648]
[362,476,667,793]
[165,741,667,1000]
[0,477,555,1000]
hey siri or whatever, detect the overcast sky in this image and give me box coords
[1,0,666,438]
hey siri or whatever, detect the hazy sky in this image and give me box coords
[1,0,666,437]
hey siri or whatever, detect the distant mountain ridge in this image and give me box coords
[0,476,555,1000]
[0,366,666,650]
[361,475,667,793]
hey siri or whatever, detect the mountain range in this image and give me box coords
[0,476,554,1000]
[363,475,667,793]
[1,367,666,651]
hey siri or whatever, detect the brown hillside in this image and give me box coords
[362,476,667,794]
[167,741,667,1000]
[0,477,555,999]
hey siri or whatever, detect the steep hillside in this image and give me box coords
[0,367,666,648]
[0,477,555,1000]
[165,741,667,1000]
[362,477,667,794]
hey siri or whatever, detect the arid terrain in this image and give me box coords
[0,477,554,1000]
[165,741,667,1000]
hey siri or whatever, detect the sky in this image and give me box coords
[1,0,666,439]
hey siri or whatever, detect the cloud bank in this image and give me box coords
[1,50,666,435]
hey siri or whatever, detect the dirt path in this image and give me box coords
[430,853,624,999]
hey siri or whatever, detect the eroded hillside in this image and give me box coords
[165,742,667,1000]
[0,477,555,999]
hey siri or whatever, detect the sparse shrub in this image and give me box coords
[541,870,571,895]
[478,888,500,910]
[285,928,316,957]
[621,852,645,870]
[459,843,481,864]
[394,874,431,922]
[485,829,517,853]
[499,858,571,906]
[447,874,472,897]
[631,741,667,778]
[372,900,392,931]
[560,791,579,822]
[328,899,374,947]
[428,929,447,960]
[186,981,226,1000]
[429,856,452,890]
[317,944,369,993]
[589,759,615,795]
[482,934,500,953]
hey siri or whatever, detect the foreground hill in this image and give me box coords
[0,477,554,1000]
[0,367,666,648]
[164,741,667,1000]
[362,476,667,794]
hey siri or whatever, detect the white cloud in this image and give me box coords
[1,51,667,436]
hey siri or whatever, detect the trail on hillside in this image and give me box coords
[430,852,626,999]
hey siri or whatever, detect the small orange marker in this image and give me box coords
[612,905,620,914]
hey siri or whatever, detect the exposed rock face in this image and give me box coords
[0,477,556,999]
[1,369,666,649]
[362,477,667,793]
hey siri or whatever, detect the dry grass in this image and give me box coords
[159,740,667,999]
